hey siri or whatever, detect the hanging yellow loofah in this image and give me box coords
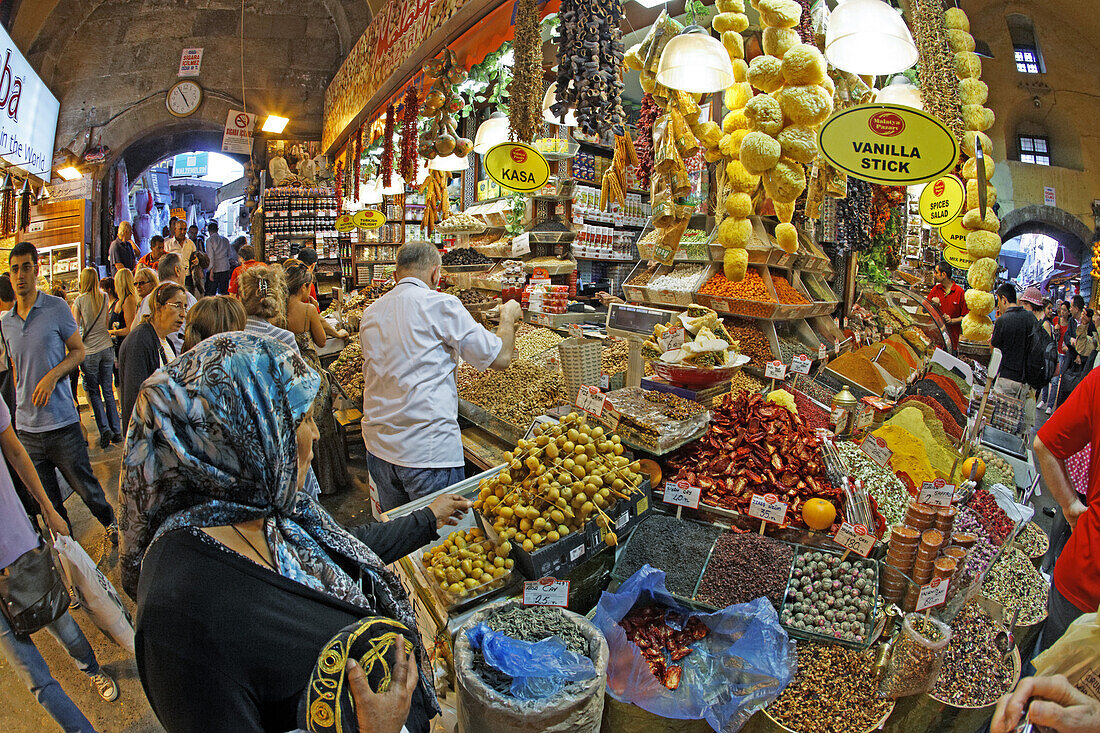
[961,156,995,181]
[744,94,785,135]
[725,82,754,111]
[944,7,970,31]
[967,258,998,291]
[774,85,834,126]
[763,27,800,58]
[947,29,975,53]
[714,12,750,33]
[723,109,750,133]
[726,192,754,218]
[961,207,1000,232]
[961,105,995,131]
[966,229,1002,260]
[723,31,746,61]
[966,179,997,209]
[718,216,755,248]
[777,124,818,163]
[776,222,799,253]
[762,158,807,203]
[959,78,988,105]
[717,0,746,12]
[747,55,785,93]
[757,0,802,28]
[774,201,795,223]
[964,289,995,317]
[954,52,982,79]
[961,313,993,342]
[724,246,749,281]
[726,160,762,193]
[961,130,993,157]
[739,131,783,175]
[781,44,827,86]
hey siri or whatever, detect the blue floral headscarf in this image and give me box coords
[119,332,438,714]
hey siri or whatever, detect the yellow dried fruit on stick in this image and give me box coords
[763,158,806,203]
[776,222,798,253]
[781,44,827,86]
[954,52,982,79]
[726,160,762,193]
[777,124,818,163]
[775,85,834,126]
[724,246,749,281]
[961,313,993,342]
[965,289,995,317]
[961,156,995,181]
[962,105,995,132]
[744,94,785,135]
[718,216,755,248]
[740,131,782,175]
[944,7,970,31]
[722,30,745,61]
[966,229,1002,260]
[763,27,800,58]
[966,179,997,209]
[758,0,802,28]
[959,78,989,106]
[962,207,1000,232]
[723,109,749,133]
[726,192,754,218]
[967,258,998,291]
[748,55,785,93]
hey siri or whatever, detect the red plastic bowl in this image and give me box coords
[648,360,745,388]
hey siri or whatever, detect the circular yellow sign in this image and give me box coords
[937,215,974,269]
[918,175,965,227]
[335,213,357,233]
[818,104,960,186]
[483,142,550,193]
[352,210,386,230]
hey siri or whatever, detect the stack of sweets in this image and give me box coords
[934,506,956,536]
[883,501,969,610]
[882,525,919,605]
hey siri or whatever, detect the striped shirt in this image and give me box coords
[245,317,300,354]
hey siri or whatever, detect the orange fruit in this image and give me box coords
[962,457,986,482]
[802,498,837,530]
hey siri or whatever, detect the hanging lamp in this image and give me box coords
[825,0,919,76]
[875,75,923,109]
[542,83,578,127]
[381,174,406,195]
[428,153,470,172]
[361,178,383,204]
[656,3,734,94]
[473,112,510,155]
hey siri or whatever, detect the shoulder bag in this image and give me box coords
[0,525,70,636]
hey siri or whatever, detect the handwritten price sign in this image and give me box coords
[575,386,605,418]
[860,434,893,467]
[663,480,701,509]
[834,522,876,557]
[918,478,955,507]
[748,493,788,525]
[818,343,828,360]
[523,577,570,607]
[765,360,788,380]
[790,353,812,375]
[916,577,950,611]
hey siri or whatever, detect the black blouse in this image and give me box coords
[135,508,439,733]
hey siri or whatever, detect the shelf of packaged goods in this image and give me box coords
[573,255,639,263]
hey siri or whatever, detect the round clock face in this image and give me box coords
[166,81,203,117]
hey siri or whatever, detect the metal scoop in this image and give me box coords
[993,606,1021,660]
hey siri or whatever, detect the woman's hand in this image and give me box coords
[349,634,418,733]
[428,493,472,528]
[991,675,1100,733]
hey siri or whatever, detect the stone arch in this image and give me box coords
[1000,204,1093,257]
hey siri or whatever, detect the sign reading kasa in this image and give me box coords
[0,24,58,178]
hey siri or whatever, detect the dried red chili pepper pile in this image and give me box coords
[635,94,659,188]
[666,392,841,526]
[353,124,363,202]
[399,86,420,182]
[619,604,708,690]
[382,104,395,188]
[967,489,1014,544]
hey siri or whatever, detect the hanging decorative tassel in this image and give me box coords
[1,174,14,236]
[16,177,30,231]
[382,104,395,189]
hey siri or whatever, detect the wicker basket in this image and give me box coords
[558,337,603,400]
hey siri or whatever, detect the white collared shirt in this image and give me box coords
[165,236,196,267]
[359,277,502,468]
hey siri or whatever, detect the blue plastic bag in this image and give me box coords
[594,565,796,732]
[465,622,597,701]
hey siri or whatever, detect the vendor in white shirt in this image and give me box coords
[360,241,522,510]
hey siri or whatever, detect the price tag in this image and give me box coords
[569,545,585,562]
[662,480,701,509]
[523,415,557,441]
[765,361,788,380]
[860,434,893,467]
[855,405,874,431]
[885,326,894,336]
[567,324,584,339]
[834,522,877,557]
[656,324,685,352]
[748,493,788,525]
[613,211,624,227]
[523,577,570,607]
[599,404,621,432]
[615,511,630,529]
[511,232,531,256]
[530,312,553,327]
[915,577,950,611]
[790,354,812,375]
[600,373,610,390]
[710,298,731,313]
[918,478,955,507]
[818,343,828,360]
[572,210,585,225]
[575,386,605,417]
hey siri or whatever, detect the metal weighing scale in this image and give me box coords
[604,302,681,388]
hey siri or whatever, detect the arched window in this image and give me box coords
[1007,14,1045,74]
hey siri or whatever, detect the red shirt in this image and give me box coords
[228,260,261,295]
[1038,367,1100,613]
[137,252,160,269]
[928,281,968,348]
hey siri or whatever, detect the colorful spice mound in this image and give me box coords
[909,379,966,426]
[791,390,829,431]
[768,642,895,733]
[619,604,709,690]
[967,488,1014,544]
[929,363,969,397]
[729,370,766,396]
[837,442,908,528]
[861,343,909,381]
[927,374,968,414]
[885,407,960,478]
[898,396,963,442]
[981,547,1049,626]
[667,392,840,527]
[827,352,887,394]
[700,270,776,301]
[956,504,999,587]
[886,335,921,370]
[1015,521,1049,559]
[872,424,937,491]
[930,603,1016,707]
[772,273,810,304]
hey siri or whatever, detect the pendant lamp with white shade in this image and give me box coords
[875,75,923,109]
[428,153,470,172]
[381,175,406,195]
[542,83,578,127]
[825,0,919,76]
[361,179,383,204]
[656,26,734,93]
[473,112,510,155]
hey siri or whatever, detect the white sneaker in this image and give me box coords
[1037,400,1046,410]
[90,670,119,702]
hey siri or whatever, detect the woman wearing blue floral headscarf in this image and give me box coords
[118,333,469,733]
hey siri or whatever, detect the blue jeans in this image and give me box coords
[0,610,99,733]
[365,452,465,512]
[81,348,120,438]
[19,423,115,530]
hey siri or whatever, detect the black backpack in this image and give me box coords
[1024,318,1058,391]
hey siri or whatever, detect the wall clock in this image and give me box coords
[166,80,203,118]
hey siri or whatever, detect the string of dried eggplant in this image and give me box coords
[419,50,473,161]
[552,0,626,136]
[509,0,544,143]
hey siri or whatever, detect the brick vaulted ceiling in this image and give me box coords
[7,0,373,178]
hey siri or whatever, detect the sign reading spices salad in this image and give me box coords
[918,175,965,227]
[483,142,550,193]
[818,104,960,187]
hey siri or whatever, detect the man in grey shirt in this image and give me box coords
[204,222,237,295]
